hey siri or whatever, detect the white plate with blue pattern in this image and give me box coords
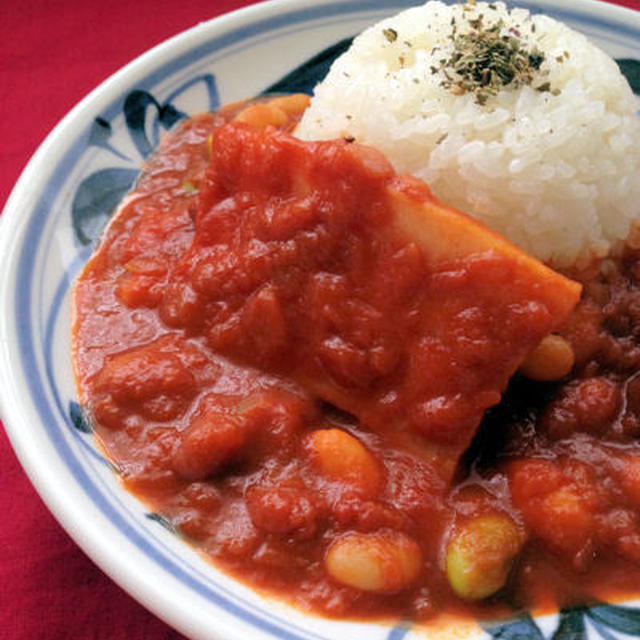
[0,1,639,639]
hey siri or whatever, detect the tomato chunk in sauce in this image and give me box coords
[166,120,579,478]
[72,98,640,622]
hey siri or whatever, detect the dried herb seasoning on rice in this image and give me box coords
[297,0,640,267]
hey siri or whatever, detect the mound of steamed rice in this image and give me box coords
[296,1,640,267]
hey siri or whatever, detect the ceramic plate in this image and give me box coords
[1,1,639,639]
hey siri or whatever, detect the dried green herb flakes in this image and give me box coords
[437,16,548,105]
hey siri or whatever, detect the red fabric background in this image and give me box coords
[0,0,638,638]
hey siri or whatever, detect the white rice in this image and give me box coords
[296,1,640,267]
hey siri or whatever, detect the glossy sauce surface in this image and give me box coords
[72,104,640,621]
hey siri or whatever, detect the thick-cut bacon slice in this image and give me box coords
[166,122,581,478]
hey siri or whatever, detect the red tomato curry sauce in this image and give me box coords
[72,98,640,622]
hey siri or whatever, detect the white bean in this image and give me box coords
[325,530,421,592]
[306,428,382,496]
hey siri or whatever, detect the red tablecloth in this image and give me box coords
[1,0,638,638]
